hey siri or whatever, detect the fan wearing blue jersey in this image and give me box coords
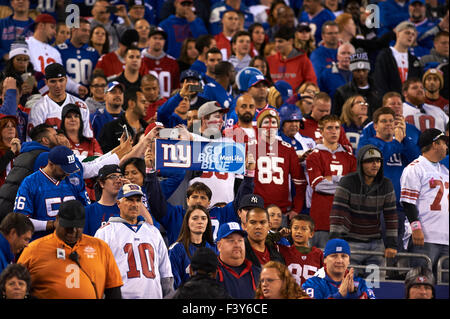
[83,164,122,236]
[169,205,217,289]
[146,150,256,245]
[14,146,90,240]
[57,18,100,88]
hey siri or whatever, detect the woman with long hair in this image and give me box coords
[177,38,198,73]
[89,25,110,55]
[255,261,310,299]
[248,22,267,57]
[0,115,20,187]
[339,95,370,151]
[294,23,316,57]
[168,205,217,289]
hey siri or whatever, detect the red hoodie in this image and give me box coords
[267,50,317,90]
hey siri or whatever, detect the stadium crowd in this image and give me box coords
[0,0,448,300]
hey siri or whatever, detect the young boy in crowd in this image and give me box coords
[270,214,324,285]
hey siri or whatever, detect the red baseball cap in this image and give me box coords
[34,13,56,25]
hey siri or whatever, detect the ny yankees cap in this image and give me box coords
[58,200,85,228]
[48,146,80,174]
[418,128,448,148]
[190,247,218,274]
[216,222,247,242]
[238,194,264,210]
[117,183,144,200]
[45,63,66,79]
[324,238,351,258]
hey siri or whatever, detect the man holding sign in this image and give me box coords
[146,132,256,245]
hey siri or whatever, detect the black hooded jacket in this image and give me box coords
[329,144,398,249]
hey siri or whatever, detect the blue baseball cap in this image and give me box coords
[117,183,144,200]
[410,0,425,5]
[105,81,124,94]
[48,146,79,174]
[324,239,351,258]
[236,67,263,91]
[274,80,293,103]
[216,222,247,241]
[247,74,270,91]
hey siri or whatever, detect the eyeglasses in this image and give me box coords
[260,278,282,284]
[106,174,123,181]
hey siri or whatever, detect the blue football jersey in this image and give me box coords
[84,202,120,236]
[14,168,91,239]
[57,40,100,86]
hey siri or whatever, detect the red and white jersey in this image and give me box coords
[400,155,449,245]
[140,51,180,98]
[279,245,324,286]
[95,217,173,299]
[95,51,125,79]
[403,102,449,132]
[215,32,232,61]
[254,138,307,213]
[28,93,93,140]
[26,36,62,73]
[299,116,353,152]
[306,144,357,231]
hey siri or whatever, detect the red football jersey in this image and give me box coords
[95,52,125,79]
[253,138,307,213]
[299,116,352,151]
[279,245,324,286]
[215,32,232,61]
[140,54,180,98]
[306,144,357,231]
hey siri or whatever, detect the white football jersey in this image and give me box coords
[94,217,173,299]
[403,102,449,132]
[26,36,63,74]
[400,155,449,245]
[28,93,93,140]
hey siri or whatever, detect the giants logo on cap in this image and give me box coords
[67,154,75,164]
[336,246,343,252]
[228,222,241,230]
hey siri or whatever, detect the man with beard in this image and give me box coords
[223,93,257,145]
[402,78,448,132]
[13,146,91,240]
[57,19,99,87]
[422,68,448,114]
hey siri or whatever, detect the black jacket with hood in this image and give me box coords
[329,144,398,249]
